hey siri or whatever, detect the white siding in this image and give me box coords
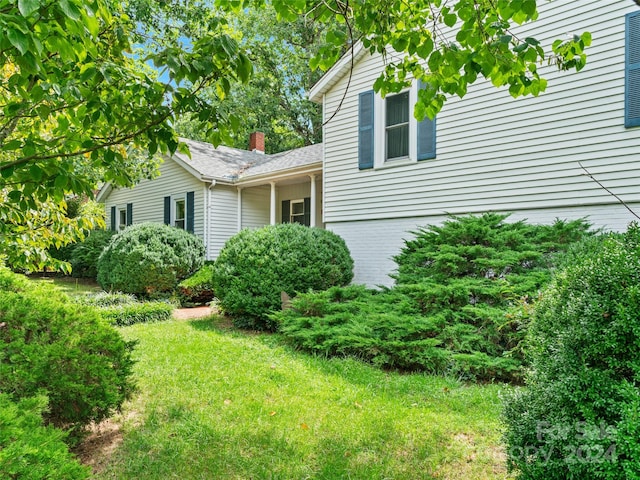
[241,185,270,229]
[322,0,640,224]
[207,185,238,259]
[104,157,205,237]
[330,203,640,287]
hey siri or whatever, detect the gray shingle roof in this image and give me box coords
[176,138,322,182]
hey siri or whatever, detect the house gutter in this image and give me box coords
[235,163,323,188]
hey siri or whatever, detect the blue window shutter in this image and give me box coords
[186,191,195,233]
[281,200,290,223]
[626,11,640,128]
[126,203,133,226]
[164,196,171,225]
[417,81,437,160]
[358,90,375,169]
[303,197,311,227]
[110,206,116,231]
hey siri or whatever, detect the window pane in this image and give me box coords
[291,201,304,215]
[386,92,409,126]
[175,200,185,220]
[387,124,409,159]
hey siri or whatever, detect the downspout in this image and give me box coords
[206,180,216,261]
[237,186,243,232]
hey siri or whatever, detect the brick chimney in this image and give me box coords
[249,131,265,154]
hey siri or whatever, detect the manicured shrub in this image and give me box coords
[212,224,353,330]
[0,394,90,479]
[97,222,205,296]
[69,229,115,278]
[177,263,215,306]
[275,214,593,381]
[0,267,136,434]
[502,225,640,479]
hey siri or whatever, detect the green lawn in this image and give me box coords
[95,317,512,479]
[29,275,101,298]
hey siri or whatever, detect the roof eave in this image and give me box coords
[236,162,323,187]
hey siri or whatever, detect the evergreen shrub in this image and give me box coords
[0,394,90,479]
[0,267,136,434]
[502,225,640,479]
[69,229,115,278]
[212,224,353,330]
[177,263,215,306]
[275,213,593,381]
[97,222,204,296]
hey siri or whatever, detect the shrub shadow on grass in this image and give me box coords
[100,400,442,479]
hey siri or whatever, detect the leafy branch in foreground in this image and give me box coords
[219,0,597,120]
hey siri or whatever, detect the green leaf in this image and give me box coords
[54,175,68,190]
[18,0,41,16]
[443,13,457,28]
[3,140,22,151]
[7,30,29,55]
[58,0,81,20]
[29,165,44,182]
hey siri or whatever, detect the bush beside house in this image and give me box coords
[274,214,593,381]
[97,222,205,297]
[212,224,354,330]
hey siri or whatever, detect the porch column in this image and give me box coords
[237,187,243,232]
[309,174,317,227]
[270,181,276,225]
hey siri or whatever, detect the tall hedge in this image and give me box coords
[503,226,640,479]
[97,222,204,296]
[212,224,353,330]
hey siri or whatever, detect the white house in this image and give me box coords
[97,132,323,260]
[309,0,640,286]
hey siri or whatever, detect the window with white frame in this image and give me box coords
[118,208,127,231]
[385,91,410,160]
[290,199,305,224]
[174,198,186,229]
[359,81,436,170]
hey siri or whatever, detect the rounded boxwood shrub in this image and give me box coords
[0,267,136,435]
[212,224,353,330]
[502,225,640,479]
[97,222,205,296]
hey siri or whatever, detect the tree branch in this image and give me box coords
[579,162,640,221]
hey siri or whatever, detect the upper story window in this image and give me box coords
[385,91,410,160]
[359,81,436,170]
[626,10,640,128]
